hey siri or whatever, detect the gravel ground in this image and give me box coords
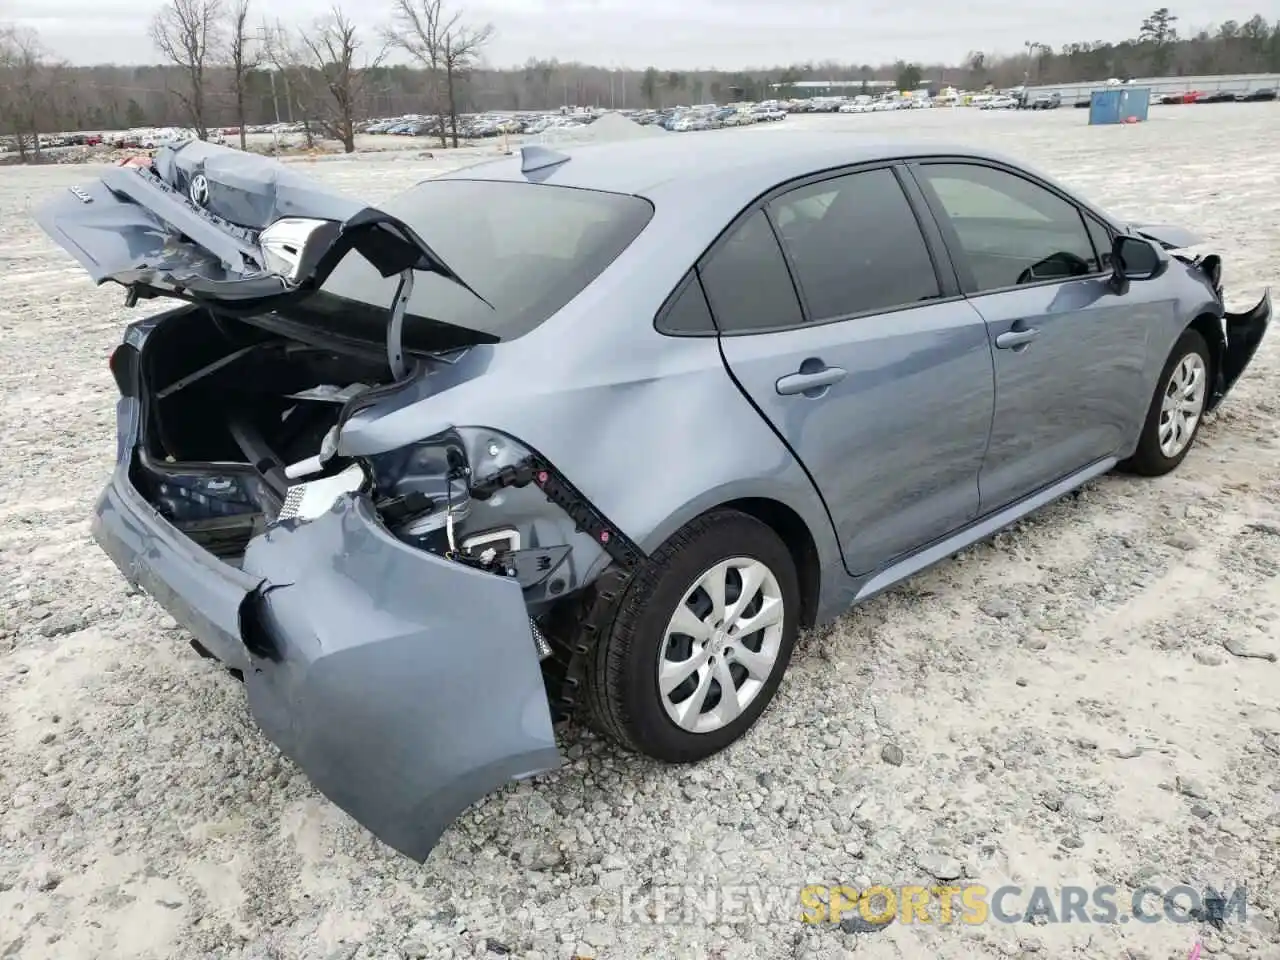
[1,104,1279,960]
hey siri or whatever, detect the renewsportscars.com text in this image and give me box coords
[583,883,1248,927]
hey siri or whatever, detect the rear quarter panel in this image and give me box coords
[338,198,849,613]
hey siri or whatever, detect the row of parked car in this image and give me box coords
[969,92,1064,110]
[363,114,534,138]
[827,93,1060,112]
[778,84,1276,114]
[758,89,1068,113]
[835,97,936,113]
[28,81,1265,156]
[359,103,792,139]
[1155,87,1277,104]
[628,103,788,131]
[1046,86,1278,109]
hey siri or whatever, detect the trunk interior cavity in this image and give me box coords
[132,307,396,562]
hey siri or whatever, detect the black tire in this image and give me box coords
[1119,328,1212,477]
[583,509,801,763]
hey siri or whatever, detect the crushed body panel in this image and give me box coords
[240,494,561,861]
[91,429,562,862]
[34,139,476,311]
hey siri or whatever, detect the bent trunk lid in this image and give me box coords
[35,138,481,316]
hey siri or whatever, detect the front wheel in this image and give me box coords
[583,510,801,763]
[1119,328,1211,476]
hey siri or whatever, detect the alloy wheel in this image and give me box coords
[656,557,785,734]
[1158,352,1207,458]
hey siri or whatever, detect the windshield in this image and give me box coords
[316,178,654,342]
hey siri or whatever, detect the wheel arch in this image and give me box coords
[1186,311,1228,411]
[719,497,822,630]
[629,478,841,632]
[1128,304,1226,456]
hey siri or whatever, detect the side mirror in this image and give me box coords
[1109,234,1167,293]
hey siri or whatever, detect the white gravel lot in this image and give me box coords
[2,104,1279,960]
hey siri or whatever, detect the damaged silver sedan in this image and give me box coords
[37,137,1270,861]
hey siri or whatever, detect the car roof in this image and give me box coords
[434,132,1025,204]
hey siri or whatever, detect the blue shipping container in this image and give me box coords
[1089,87,1152,125]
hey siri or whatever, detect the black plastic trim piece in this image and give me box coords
[110,343,140,398]
[470,455,644,570]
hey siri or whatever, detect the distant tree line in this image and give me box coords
[2,6,1279,157]
[0,0,497,158]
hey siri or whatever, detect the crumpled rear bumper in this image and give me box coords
[93,471,562,861]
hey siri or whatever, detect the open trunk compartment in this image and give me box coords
[130,307,399,562]
[34,141,508,568]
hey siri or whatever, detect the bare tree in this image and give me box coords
[388,0,493,147]
[259,19,315,148]
[0,26,24,157]
[151,0,224,138]
[226,0,257,149]
[438,21,493,145]
[387,0,445,145]
[0,25,56,160]
[295,7,384,152]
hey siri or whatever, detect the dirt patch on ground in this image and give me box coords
[1,104,1278,960]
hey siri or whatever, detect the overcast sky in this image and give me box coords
[8,0,1273,70]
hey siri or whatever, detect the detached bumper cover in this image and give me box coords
[92,472,561,862]
[1218,289,1272,405]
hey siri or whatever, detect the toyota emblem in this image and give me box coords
[189,174,210,207]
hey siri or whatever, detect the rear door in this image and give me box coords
[705,165,996,577]
[908,160,1159,510]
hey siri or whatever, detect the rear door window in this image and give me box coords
[768,168,940,320]
[656,272,717,335]
[698,210,804,333]
[319,179,653,341]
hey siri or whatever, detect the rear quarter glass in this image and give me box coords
[320,180,654,342]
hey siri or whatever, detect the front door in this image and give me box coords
[702,166,996,576]
[909,160,1159,510]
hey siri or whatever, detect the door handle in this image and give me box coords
[995,327,1040,350]
[775,365,847,396]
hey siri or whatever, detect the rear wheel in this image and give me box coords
[583,510,800,762]
[1120,328,1211,476]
